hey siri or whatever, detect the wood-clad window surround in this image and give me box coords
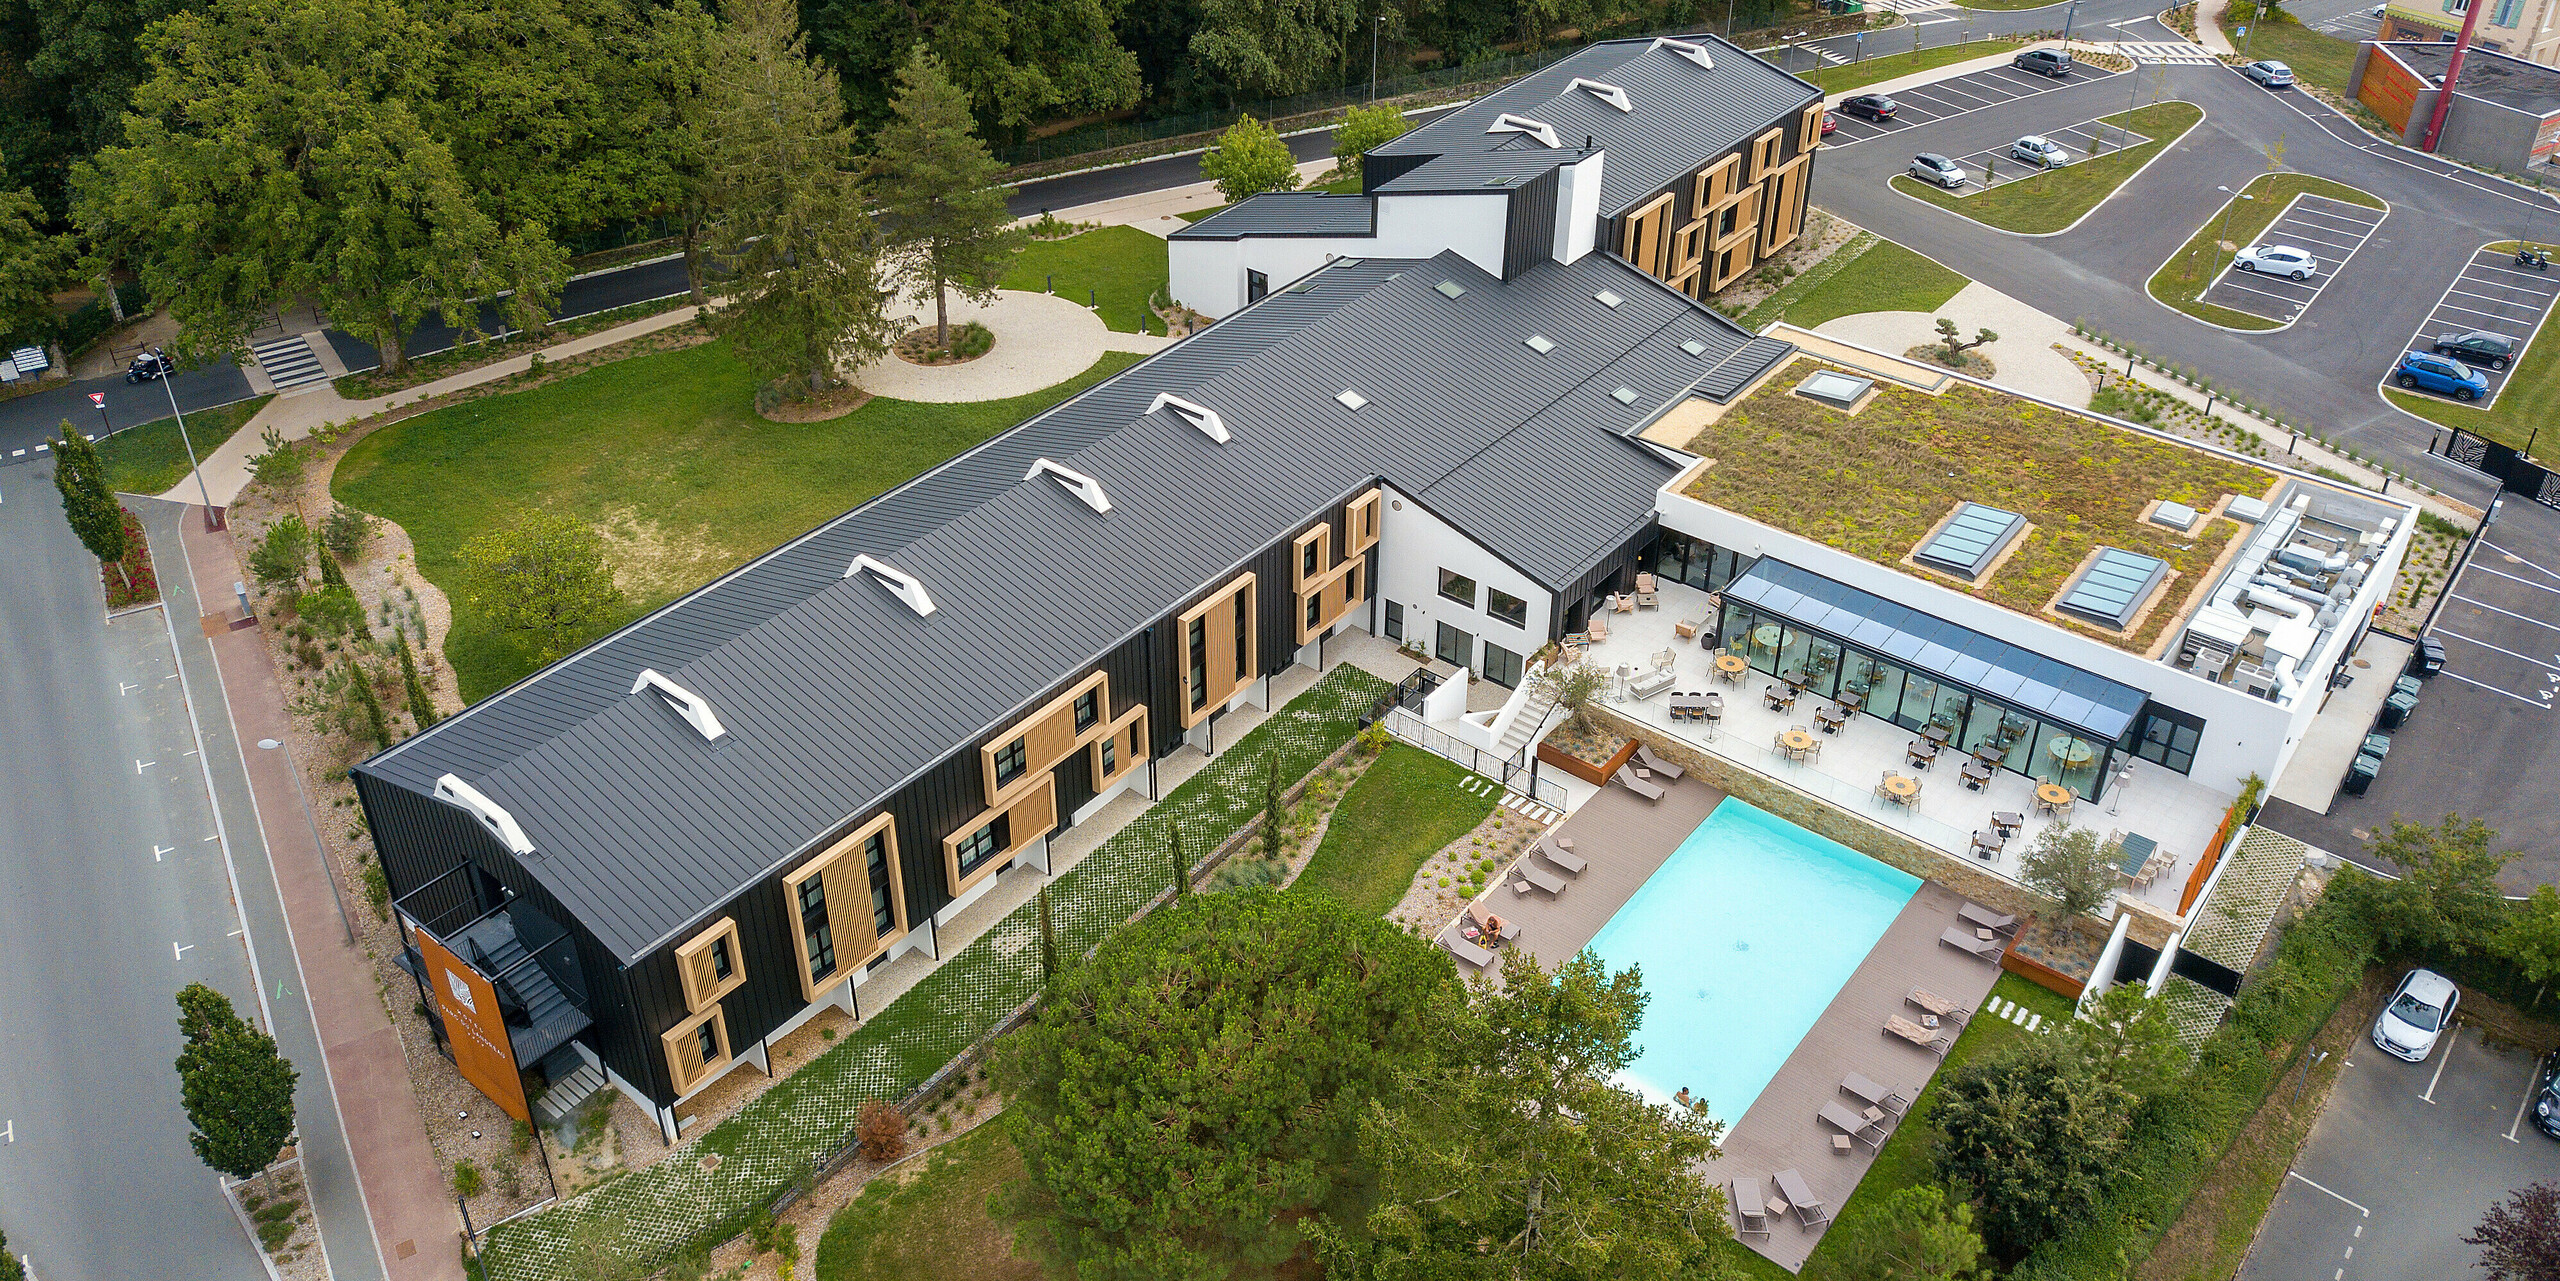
[1799,103,1827,150]
[1693,154,1742,214]
[1293,523,1333,589]
[1747,128,1785,183]
[1710,240,1755,292]
[675,917,745,1013]
[1296,556,1366,644]
[662,1006,732,1096]
[1618,192,1674,276]
[782,813,905,1003]
[1667,216,1710,285]
[1345,489,1382,555]
[1759,154,1811,255]
[1178,573,1257,729]
[1090,705,1149,791]
[980,670,1111,806]
[943,774,1057,899]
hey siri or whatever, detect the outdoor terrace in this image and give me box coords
[1675,356,2277,657]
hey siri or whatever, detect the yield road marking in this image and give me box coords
[2286,1170,2372,1216]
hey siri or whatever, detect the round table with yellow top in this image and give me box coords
[1714,653,1749,679]
[2036,781,2076,810]
[1882,774,1920,800]
[1779,729,1817,756]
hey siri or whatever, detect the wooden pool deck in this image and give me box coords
[1472,773,1728,975]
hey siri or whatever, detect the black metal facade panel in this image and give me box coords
[1503,168,1561,281]
[1169,193,1377,239]
[1363,151,1432,192]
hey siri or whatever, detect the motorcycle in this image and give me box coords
[2518,247,2551,272]
[123,348,173,383]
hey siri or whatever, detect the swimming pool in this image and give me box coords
[1584,800,1920,1126]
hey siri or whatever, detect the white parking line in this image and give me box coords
[2433,627,2559,668]
[2286,1170,2373,1216]
[2424,1024,2464,1102]
[2508,1047,2542,1142]
[2436,300,2534,323]
[2450,593,2560,632]
[2480,541,2560,583]
[2471,261,2558,282]
[2432,667,2553,707]
[2467,564,2560,597]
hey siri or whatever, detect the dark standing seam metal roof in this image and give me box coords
[1368,147,1588,194]
[1368,35,1821,217]
[1168,192,1379,239]
[1725,558,2149,741]
[362,250,1794,963]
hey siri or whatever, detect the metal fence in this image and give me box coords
[1380,708,1568,809]
[2437,425,2560,509]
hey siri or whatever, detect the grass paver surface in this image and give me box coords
[1680,356,2271,654]
[1744,236,1968,330]
[1292,743,1496,916]
[98,394,274,496]
[1889,101,2204,234]
[1000,226,1168,334]
[812,1124,1048,1281]
[2383,299,2560,452]
[333,342,1141,700]
[2146,172,2384,331]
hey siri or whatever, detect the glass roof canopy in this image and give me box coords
[1725,558,2149,740]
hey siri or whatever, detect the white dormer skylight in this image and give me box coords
[1147,391,1228,443]
[1488,113,1562,148]
[1569,78,1633,111]
[1525,334,1556,354]
[844,554,936,617]
[1595,289,1623,308]
[435,773,536,856]
[1026,457,1112,513]
[1651,36,1715,69]
[1337,389,1370,411]
[631,669,726,742]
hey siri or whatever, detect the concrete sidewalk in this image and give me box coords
[174,511,466,1281]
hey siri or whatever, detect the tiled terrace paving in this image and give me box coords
[1701,880,2004,1272]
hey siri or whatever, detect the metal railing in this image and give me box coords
[1381,708,1567,809]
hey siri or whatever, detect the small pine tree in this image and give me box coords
[315,545,372,638]
[49,421,129,585]
[1260,754,1284,864]
[1037,884,1059,983]
[173,982,298,1189]
[1169,826,1188,899]
[395,632,437,730]
[347,658,393,749]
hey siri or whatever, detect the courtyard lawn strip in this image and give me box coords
[96,394,274,496]
[1292,743,1498,916]
[1000,225,1169,334]
[2223,16,2360,95]
[1887,101,2205,235]
[479,664,1389,1279]
[812,1123,1047,1281]
[1810,41,2024,94]
[2383,299,2560,453]
[331,342,1142,700]
[1744,236,1967,330]
[2146,173,2385,331]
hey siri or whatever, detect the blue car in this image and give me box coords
[2396,350,2488,400]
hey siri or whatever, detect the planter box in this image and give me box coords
[2001,948,2087,1000]
[1537,735,1637,786]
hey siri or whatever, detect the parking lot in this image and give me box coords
[2395,246,2560,405]
[2310,6,2385,38]
[1822,63,2128,149]
[2195,193,2387,325]
[2238,1022,2554,1281]
[1931,116,2155,194]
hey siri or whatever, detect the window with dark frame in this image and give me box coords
[1483,641,1524,688]
[1188,616,1208,711]
[1233,594,1249,681]
[709,935,734,982]
[799,876,835,984]
[1247,268,1269,302]
[2133,708,2204,775]
[1438,568,1477,608]
[1343,563,1361,603]
[992,736,1027,786]
[864,832,895,936]
[1487,587,1527,628]
[955,817,1007,877]
[1306,594,1323,629]
[1302,540,1321,577]
[1384,600,1404,641]
[1073,688,1100,732]
[1100,735,1117,777]
[694,1021,719,1064]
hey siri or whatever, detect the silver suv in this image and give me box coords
[2013,48,2076,77]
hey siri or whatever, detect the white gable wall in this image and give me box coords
[1166,192,1511,317]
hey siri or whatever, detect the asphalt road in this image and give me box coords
[2238,1021,2555,1281]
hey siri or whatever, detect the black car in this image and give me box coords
[2533,1049,2560,1139]
[2434,330,2517,370]
[1841,94,1898,122]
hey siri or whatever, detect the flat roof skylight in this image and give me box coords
[1337,389,1369,410]
[1611,386,1639,405]
[1434,279,1466,298]
[1681,339,1707,356]
[1913,503,2026,581]
[2057,548,2170,629]
[1595,289,1623,308]
[1525,334,1555,353]
[1794,369,1871,408]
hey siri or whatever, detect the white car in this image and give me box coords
[2234,244,2318,280]
[2372,969,2459,1062]
[2011,135,2071,168]
[1909,153,1968,189]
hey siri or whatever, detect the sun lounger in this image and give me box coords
[1773,1169,1828,1228]
[1884,1015,1953,1057]
[1440,931,1496,968]
[1817,1100,1886,1148]
[1468,908,1521,942]
[1511,863,1567,896]
[1939,926,2006,963]
[1905,987,1971,1025]
[1958,903,2018,935]
[1840,1071,1909,1117]
[1613,764,1664,801]
[1632,743,1685,781]
[1731,1177,1771,1239]
[1537,839,1586,875]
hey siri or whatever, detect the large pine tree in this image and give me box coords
[871,46,1026,352]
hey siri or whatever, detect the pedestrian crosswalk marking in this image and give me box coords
[250,333,331,389]
[2117,40,2221,64]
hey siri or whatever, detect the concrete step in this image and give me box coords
[532,1059,606,1129]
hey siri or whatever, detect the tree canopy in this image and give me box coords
[1932,1037,2136,1260]
[1200,114,1300,204]
[872,46,1027,349]
[453,511,624,662]
[173,981,299,1184]
[48,420,126,567]
[1806,1184,1987,1281]
[2468,1182,2560,1281]
[2341,814,2510,955]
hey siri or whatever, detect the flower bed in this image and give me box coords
[103,506,160,609]
[1536,715,1634,784]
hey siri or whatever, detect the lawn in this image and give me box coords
[1889,101,2204,235]
[1742,236,1969,330]
[333,342,1142,700]
[1000,226,1168,335]
[1809,39,2020,94]
[2220,7,2360,94]
[97,395,274,496]
[2383,300,2560,452]
[1680,356,2273,655]
[813,1124,1049,1281]
[2145,172,2385,330]
[1293,743,1496,916]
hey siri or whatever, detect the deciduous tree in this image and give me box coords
[1932,1038,2134,1260]
[1200,114,1301,204]
[871,47,1027,351]
[47,421,126,576]
[453,512,624,663]
[699,0,897,399]
[999,887,1461,1278]
[0,167,71,341]
[2498,886,2560,988]
[2467,1181,2560,1281]
[2020,822,2113,922]
[1330,103,1411,184]
[1190,0,1365,100]
[1806,1184,1986,1281]
[2343,814,2510,955]
[173,981,298,1188]
[1319,948,1731,1281]
[801,0,1139,135]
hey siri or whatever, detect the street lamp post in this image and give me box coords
[1370,11,1382,101]
[2063,0,2083,45]
[1726,0,1736,40]
[158,358,221,530]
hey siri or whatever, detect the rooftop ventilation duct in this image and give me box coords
[631,669,727,742]
[1147,391,1228,443]
[1488,113,1563,148]
[1026,457,1112,513]
[1568,77,1634,111]
[434,773,536,856]
[1651,36,1715,69]
[844,554,937,617]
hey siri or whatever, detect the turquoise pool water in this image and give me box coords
[1585,800,1921,1126]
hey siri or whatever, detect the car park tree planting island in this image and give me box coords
[2146,173,2384,331]
[1887,102,2204,235]
[2381,303,2560,452]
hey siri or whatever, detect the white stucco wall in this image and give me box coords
[1552,151,1606,265]
[1165,191,1511,317]
[1377,483,1552,680]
